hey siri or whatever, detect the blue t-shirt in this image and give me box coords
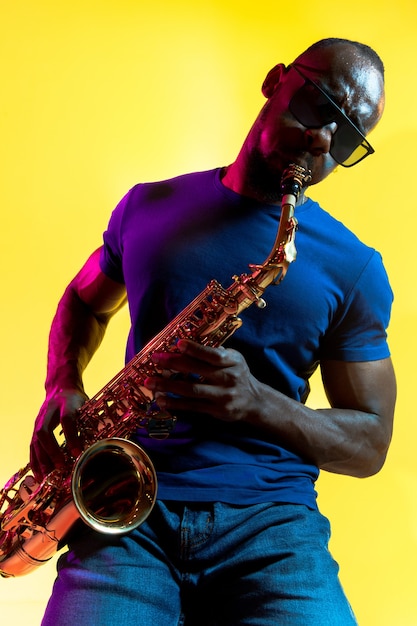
[100,168,393,509]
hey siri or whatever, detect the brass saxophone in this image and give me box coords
[0,164,311,578]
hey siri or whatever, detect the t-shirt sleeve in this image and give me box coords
[321,250,393,362]
[99,188,134,284]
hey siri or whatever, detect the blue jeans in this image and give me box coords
[42,501,357,625]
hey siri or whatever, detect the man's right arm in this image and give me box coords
[30,247,127,479]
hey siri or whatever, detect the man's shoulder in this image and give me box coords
[130,167,221,195]
[301,198,375,253]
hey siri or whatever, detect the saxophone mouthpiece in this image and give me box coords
[280,164,312,202]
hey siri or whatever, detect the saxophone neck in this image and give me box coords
[276,163,312,265]
[248,164,311,286]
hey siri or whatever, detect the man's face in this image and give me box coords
[248,45,385,196]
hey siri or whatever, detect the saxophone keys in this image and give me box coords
[18,476,39,502]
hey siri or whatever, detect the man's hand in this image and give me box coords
[144,339,261,423]
[30,389,88,481]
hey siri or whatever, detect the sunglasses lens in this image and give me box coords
[335,143,370,167]
[330,123,364,165]
[289,78,373,167]
[290,84,334,127]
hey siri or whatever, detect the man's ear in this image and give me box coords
[262,63,286,98]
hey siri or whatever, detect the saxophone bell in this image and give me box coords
[71,438,157,534]
[0,438,157,577]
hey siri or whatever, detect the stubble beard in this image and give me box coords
[244,147,286,204]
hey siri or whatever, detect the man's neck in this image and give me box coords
[221,163,307,206]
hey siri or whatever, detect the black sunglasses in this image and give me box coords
[288,64,375,167]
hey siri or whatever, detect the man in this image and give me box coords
[31,38,396,625]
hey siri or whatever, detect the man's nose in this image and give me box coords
[304,122,337,157]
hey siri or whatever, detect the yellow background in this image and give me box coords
[1,1,416,624]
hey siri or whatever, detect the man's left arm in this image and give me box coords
[146,343,396,478]
[243,355,396,477]
[316,357,396,476]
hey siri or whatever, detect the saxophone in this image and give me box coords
[0,164,311,578]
